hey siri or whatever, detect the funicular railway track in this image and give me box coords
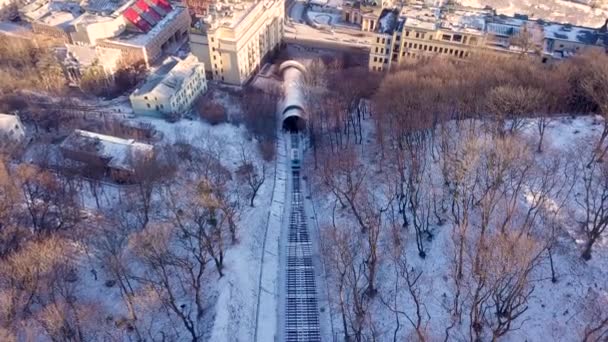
[284,133,321,342]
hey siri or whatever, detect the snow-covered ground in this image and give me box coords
[307,114,608,341]
[37,88,279,341]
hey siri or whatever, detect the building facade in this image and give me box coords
[189,0,284,85]
[366,4,607,71]
[130,54,207,117]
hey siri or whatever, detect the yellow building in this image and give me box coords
[190,0,284,85]
[369,7,489,71]
[367,5,606,71]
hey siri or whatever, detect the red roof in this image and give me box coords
[123,7,151,32]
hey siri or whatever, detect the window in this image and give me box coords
[377,37,380,43]
[375,47,378,53]
[405,30,410,37]
[408,42,412,48]
[211,37,214,42]
[449,49,454,55]
[414,43,418,49]
[434,46,438,52]
[415,32,420,38]
[469,37,478,45]
[459,50,464,58]
[373,57,377,62]
[423,45,428,51]
[144,96,148,100]
[453,34,462,42]
[439,47,444,53]
[442,34,451,41]
[382,38,385,44]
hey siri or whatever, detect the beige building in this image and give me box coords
[367,4,607,71]
[369,7,491,71]
[189,0,284,85]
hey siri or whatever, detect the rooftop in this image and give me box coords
[81,0,131,15]
[39,10,76,27]
[192,0,279,32]
[61,129,153,172]
[541,22,599,44]
[107,4,184,47]
[64,44,123,70]
[0,113,22,132]
[132,54,201,98]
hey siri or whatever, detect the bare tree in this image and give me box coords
[236,145,266,207]
[575,150,608,260]
[131,223,204,342]
[485,85,545,136]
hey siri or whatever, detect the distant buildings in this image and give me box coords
[0,113,26,149]
[97,2,191,67]
[362,1,608,71]
[130,54,207,117]
[60,129,154,182]
[189,0,284,85]
[15,0,191,67]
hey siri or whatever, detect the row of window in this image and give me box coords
[405,43,470,58]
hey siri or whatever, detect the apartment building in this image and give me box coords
[189,0,284,85]
[130,54,207,117]
[367,4,607,71]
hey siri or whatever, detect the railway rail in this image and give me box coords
[284,133,321,342]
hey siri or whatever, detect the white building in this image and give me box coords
[130,54,207,117]
[189,0,284,85]
[0,113,26,149]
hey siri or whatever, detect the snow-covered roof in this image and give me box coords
[65,44,122,71]
[541,22,598,44]
[376,8,399,34]
[107,4,184,47]
[132,54,202,99]
[0,113,23,132]
[61,129,153,171]
[39,10,76,27]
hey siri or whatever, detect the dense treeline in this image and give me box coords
[306,51,608,341]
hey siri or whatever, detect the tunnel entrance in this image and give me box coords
[282,116,306,132]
